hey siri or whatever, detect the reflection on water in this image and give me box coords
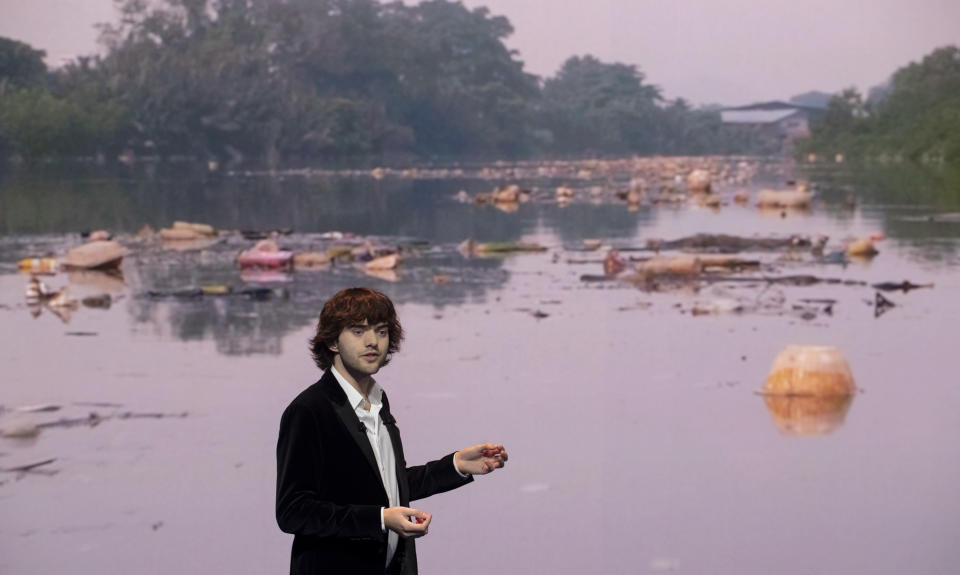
[0,168,648,244]
[1,160,959,358]
[802,161,960,210]
[114,237,515,355]
[67,269,126,294]
[762,394,855,436]
[801,162,960,265]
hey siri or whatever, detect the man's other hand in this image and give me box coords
[384,507,432,538]
[454,443,508,475]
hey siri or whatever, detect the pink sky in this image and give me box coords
[2,0,958,105]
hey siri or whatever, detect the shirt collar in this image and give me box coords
[330,365,383,412]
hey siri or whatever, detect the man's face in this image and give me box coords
[331,319,390,378]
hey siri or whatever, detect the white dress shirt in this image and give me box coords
[330,367,469,569]
[330,366,400,568]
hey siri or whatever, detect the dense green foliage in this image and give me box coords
[0,0,752,165]
[0,37,47,89]
[802,46,960,163]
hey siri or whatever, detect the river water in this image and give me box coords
[1,159,958,574]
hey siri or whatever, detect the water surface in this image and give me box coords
[1,161,958,574]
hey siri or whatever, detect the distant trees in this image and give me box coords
[80,0,545,163]
[0,0,758,165]
[0,37,47,90]
[0,38,46,155]
[538,57,742,156]
[541,56,662,155]
[804,88,869,156]
[0,38,131,158]
[802,46,960,163]
[654,98,745,156]
[386,0,541,157]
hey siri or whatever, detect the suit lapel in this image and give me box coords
[318,371,387,499]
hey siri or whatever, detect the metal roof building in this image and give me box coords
[720,101,825,153]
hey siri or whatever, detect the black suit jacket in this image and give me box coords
[276,370,473,574]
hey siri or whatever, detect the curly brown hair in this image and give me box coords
[309,287,404,371]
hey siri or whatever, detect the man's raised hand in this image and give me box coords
[454,443,508,475]
[383,507,432,538]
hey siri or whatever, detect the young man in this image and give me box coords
[276,287,507,575]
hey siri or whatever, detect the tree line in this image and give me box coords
[0,0,760,166]
[802,45,960,164]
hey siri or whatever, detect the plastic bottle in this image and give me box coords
[18,258,59,275]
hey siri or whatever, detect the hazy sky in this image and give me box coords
[2,0,959,105]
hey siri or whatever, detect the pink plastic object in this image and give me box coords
[236,250,294,269]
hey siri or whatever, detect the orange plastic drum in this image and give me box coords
[762,345,856,396]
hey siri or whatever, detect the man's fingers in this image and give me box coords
[479,444,506,458]
[413,512,432,525]
[401,521,427,537]
[470,443,509,468]
[406,513,431,537]
[385,507,434,538]
[406,508,429,521]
